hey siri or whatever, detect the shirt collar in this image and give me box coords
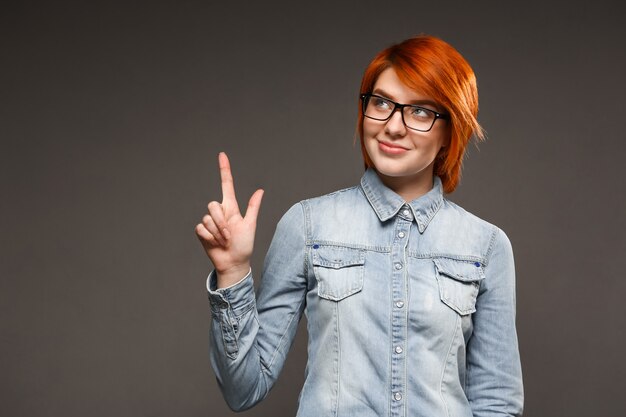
[359,168,444,233]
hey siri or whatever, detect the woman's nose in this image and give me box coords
[384,108,407,136]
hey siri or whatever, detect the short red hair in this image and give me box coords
[357,35,484,193]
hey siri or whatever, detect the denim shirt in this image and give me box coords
[207,169,524,417]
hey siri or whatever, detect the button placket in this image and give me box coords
[390,209,410,417]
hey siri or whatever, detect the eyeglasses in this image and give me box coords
[360,93,449,132]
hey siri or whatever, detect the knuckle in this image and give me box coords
[208,201,224,215]
[203,216,215,229]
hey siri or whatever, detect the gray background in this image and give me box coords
[2,0,625,416]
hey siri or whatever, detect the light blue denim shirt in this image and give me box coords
[207,169,523,416]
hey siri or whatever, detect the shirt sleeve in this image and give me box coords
[466,227,524,416]
[207,202,308,412]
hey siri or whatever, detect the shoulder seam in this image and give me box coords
[484,226,501,266]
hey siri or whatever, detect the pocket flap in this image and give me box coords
[433,258,485,282]
[434,258,483,315]
[312,246,365,269]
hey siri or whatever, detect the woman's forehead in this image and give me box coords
[373,68,437,106]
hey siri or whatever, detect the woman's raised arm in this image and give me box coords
[196,153,308,411]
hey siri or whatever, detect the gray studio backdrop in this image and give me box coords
[2,1,625,416]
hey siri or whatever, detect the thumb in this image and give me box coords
[244,189,264,225]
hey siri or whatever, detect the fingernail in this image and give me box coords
[223,228,231,240]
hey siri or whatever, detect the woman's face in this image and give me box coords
[363,67,450,190]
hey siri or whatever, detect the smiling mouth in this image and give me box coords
[378,140,409,154]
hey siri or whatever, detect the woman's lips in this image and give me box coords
[378,140,408,155]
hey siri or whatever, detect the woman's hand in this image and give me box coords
[195,152,264,288]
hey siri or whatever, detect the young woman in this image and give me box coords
[196,35,524,417]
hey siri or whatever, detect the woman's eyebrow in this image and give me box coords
[372,88,395,100]
[372,88,438,108]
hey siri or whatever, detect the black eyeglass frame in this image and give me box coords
[360,93,450,132]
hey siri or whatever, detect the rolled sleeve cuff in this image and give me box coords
[206,268,254,313]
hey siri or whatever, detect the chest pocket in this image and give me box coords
[311,246,365,301]
[433,258,485,315]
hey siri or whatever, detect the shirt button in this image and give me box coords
[393,392,402,401]
[397,231,405,238]
[396,301,404,308]
[402,209,410,216]
[394,263,403,270]
[395,346,403,354]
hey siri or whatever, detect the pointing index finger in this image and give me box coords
[218,152,238,207]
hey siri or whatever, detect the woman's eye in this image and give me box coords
[373,98,391,109]
[409,106,430,118]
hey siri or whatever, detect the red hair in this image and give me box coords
[357,35,484,193]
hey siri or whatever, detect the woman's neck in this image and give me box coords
[376,170,435,202]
